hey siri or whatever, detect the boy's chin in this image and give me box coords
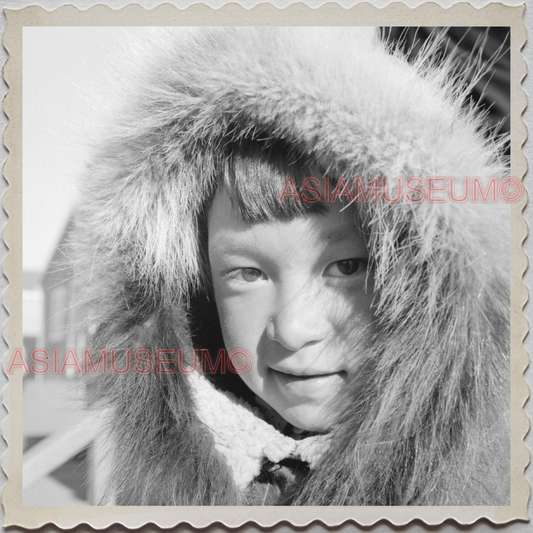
[280,407,336,434]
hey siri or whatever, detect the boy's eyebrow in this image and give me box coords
[320,225,362,246]
[211,226,359,251]
[208,233,264,255]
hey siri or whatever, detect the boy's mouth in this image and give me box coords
[271,368,348,392]
[273,368,346,379]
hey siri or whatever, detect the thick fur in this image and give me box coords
[75,28,510,505]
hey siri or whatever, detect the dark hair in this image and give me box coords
[218,140,328,222]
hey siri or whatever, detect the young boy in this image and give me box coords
[77,27,510,506]
[207,176,375,434]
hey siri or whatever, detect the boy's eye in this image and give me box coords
[325,259,365,277]
[228,268,267,282]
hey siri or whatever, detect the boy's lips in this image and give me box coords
[272,368,347,379]
[271,368,347,395]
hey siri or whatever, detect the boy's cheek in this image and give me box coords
[215,282,271,316]
[215,297,270,354]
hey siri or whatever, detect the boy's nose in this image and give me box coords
[265,284,329,352]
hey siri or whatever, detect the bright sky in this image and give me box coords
[23,27,130,273]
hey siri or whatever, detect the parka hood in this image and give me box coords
[76,27,510,506]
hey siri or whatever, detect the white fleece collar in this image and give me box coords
[188,371,331,490]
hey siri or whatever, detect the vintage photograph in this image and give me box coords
[3,2,528,529]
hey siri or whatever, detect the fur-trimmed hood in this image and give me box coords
[76,27,510,506]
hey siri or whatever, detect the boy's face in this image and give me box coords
[208,189,375,432]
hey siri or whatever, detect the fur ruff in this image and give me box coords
[76,28,510,505]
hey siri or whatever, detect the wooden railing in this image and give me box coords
[23,411,108,504]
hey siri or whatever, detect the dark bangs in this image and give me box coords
[220,143,327,222]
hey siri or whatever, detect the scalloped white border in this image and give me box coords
[2,2,529,529]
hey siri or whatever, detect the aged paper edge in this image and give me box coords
[1,2,529,529]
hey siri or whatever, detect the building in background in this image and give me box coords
[41,215,88,375]
[22,270,44,367]
[23,215,93,506]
